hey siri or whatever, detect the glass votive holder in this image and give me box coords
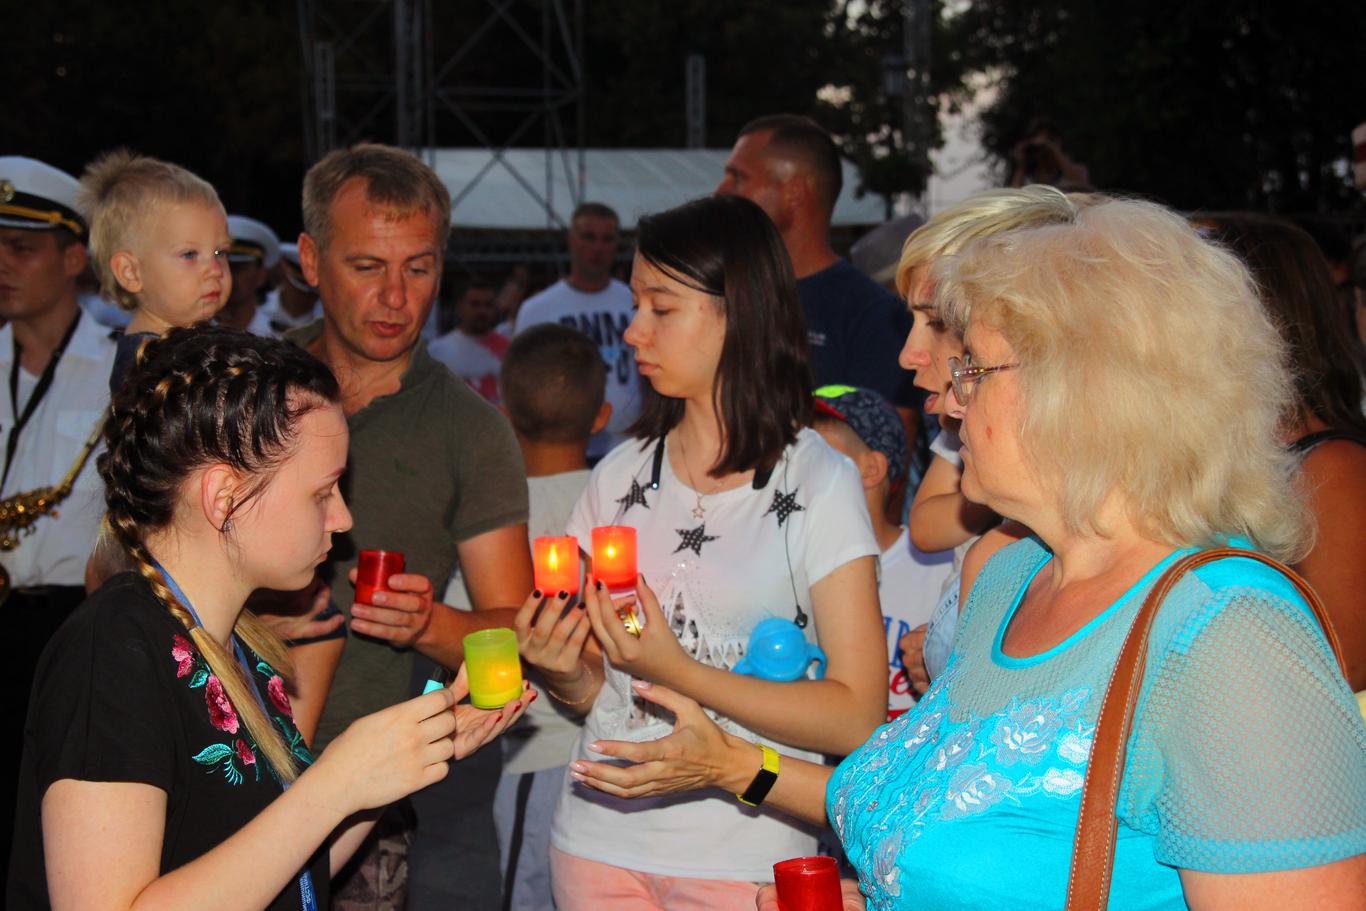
[462,628,524,709]
[533,536,581,597]
[772,855,843,911]
[355,549,405,605]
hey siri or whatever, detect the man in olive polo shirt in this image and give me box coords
[294,143,533,910]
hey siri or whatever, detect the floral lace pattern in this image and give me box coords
[830,666,1094,904]
[170,633,312,786]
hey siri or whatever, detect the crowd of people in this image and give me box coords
[1,110,1363,911]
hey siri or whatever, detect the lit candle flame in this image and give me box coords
[548,546,559,570]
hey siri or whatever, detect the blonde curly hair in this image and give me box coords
[934,196,1310,561]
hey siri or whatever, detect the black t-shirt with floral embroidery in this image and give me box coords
[8,573,330,910]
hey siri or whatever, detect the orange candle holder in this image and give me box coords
[533,536,580,597]
[591,526,637,595]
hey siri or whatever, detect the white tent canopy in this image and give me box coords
[431,148,889,231]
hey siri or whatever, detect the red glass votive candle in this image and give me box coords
[533,536,580,597]
[772,856,842,911]
[590,526,637,594]
[355,549,405,605]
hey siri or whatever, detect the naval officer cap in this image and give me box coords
[226,215,281,269]
[0,156,87,236]
[278,242,315,291]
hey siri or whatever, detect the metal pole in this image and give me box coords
[685,55,706,148]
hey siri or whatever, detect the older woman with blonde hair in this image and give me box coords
[568,196,1366,910]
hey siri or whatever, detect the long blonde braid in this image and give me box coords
[97,326,343,785]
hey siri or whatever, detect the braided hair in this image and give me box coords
[97,326,341,782]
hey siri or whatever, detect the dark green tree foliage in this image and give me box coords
[6,1,307,233]
[947,0,1366,211]
[815,1,956,207]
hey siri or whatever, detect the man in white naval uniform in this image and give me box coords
[0,155,117,871]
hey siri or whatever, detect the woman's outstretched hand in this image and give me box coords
[568,680,754,799]
[448,661,536,760]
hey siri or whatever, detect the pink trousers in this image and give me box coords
[549,847,763,911]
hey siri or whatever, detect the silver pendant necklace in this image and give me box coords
[676,431,721,520]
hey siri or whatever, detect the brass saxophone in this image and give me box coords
[0,414,106,604]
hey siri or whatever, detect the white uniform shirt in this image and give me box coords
[551,429,879,880]
[515,279,640,459]
[0,312,116,588]
[257,292,322,336]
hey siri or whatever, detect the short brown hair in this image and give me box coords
[571,202,619,226]
[302,143,451,252]
[500,324,606,443]
[739,114,843,217]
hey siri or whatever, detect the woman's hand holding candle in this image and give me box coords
[514,589,593,677]
[447,662,536,758]
[581,575,689,685]
[514,588,603,713]
[348,566,435,648]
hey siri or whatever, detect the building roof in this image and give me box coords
[430,147,889,230]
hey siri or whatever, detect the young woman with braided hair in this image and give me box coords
[9,326,533,911]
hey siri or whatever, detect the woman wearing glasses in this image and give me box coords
[570,196,1366,910]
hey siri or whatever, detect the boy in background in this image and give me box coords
[446,323,610,910]
[812,385,954,719]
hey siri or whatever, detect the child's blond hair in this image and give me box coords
[77,150,222,310]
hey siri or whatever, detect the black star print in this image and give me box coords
[616,478,650,514]
[763,488,805,527]
[673,523,719,556]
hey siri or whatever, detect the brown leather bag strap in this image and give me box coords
[1064,547,1345,911]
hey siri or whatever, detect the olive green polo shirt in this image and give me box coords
[289,321,528,750]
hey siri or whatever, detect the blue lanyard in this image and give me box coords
[153,561,318,911]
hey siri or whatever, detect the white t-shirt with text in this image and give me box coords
[515,279,640,458]
[878,526,954,719]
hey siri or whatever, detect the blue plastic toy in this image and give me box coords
[732,617,827,682]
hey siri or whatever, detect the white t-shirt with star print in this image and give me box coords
[551,427,879,880]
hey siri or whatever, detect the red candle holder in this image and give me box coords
[772,856,842,911]
[355,549,405,605]
[533,536,580,597]
[590,526,637,595]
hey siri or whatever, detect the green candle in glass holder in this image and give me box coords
[462,628,524,709]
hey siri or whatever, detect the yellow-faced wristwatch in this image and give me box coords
[736,744,780,807]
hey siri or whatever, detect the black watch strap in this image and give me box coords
[736,744,780,807]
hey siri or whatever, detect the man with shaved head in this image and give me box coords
[717,114,916,423]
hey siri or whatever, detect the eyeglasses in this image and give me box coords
[948,355,1019,406]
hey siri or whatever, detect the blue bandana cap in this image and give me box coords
[813,385,908,486]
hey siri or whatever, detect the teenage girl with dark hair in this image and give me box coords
[1206,213,1366,690]
[9,326,531,910]
[513,194,887,910]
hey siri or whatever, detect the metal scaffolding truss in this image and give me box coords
[297,0,585,230]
